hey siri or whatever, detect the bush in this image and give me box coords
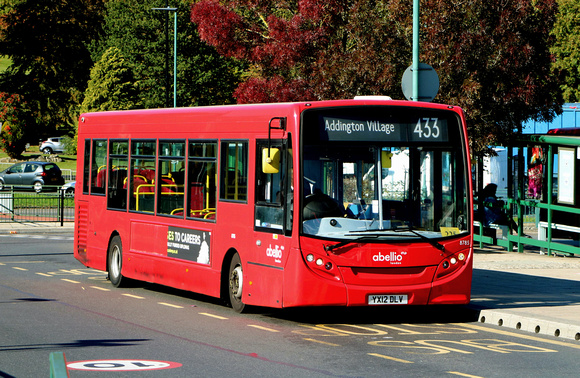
[62,135,77,155]
[0,93,32,159]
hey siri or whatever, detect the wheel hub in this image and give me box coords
[229,266,243,299]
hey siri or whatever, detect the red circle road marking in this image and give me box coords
[67,359,182,371]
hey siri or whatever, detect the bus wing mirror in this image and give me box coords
[381,151,392,169]
[262,148,280,174]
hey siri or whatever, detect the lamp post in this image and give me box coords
[152,5,177,108]
[412,0,419,102]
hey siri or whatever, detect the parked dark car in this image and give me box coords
[0,161,65,192]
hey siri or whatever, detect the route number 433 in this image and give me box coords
[414,118,440,139]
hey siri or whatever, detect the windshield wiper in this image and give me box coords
[324,235,380,252]
[393,227,445,251]
[324,227,445,253]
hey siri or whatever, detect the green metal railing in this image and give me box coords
[474,134,580,256]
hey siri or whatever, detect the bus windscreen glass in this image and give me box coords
[301,106,468,239]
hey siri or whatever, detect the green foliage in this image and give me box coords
[0,0,104,137]
[61,135,77,155]
[81,46,142,113]
[93,0,243,109]
[192,0,564,155]
[420,0,563,153]
[0,56,10,72]
[0,92,33,158]
[551,0,580,103]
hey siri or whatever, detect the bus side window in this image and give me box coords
[82,139,91,194]
[187,140,217,220]
[255,139,292,233]
[220,141,248,202]
[107,140,129,210]
[129,140,156,212]
[158,140,185,216]
[90,140,107,195]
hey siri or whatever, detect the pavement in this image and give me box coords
[1,222,579,342]
[471,243,580,341]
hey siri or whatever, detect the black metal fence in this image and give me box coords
[0,187,74,225]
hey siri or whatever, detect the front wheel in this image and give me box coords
[228,253,246,313]
[108,235,126,287]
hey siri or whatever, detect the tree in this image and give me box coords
[0,0,105,139]
[191,0,563,155]
[0,92,35,158]
[93,0,244,109]
[551,0,580,103]
[80,47,142,113]
[419,0,563,153]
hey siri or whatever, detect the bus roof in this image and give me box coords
[79,99,462,122]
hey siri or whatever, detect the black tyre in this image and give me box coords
[0,180,4,191]
[228,253,246,313]
[33,181,43,193]
[108,235,125,287]
[42,147,53,154]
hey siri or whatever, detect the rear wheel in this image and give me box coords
[33,181,42,193]
[108,236,125,287]
[228,253,246,313]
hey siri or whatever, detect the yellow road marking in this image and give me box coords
[248,325,279,332]
[368,353,413,363]
[12,267,27,271]
[122,293,144,299]
[448,372,483,378]
[158,302,184,309]
[90,286,110,292]
[199,312,228,320]
[61,279,80,283]
[36,273,52,277]
[454,323,580,350]
[304,338,340,347]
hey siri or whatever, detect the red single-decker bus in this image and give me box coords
[74,98,473,312]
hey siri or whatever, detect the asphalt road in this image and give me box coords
[1,233,579,377]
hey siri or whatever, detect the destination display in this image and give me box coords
[319,116,449,142]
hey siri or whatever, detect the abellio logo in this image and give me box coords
[373,251,406,264]
[266,244,283,262]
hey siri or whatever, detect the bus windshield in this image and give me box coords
[301,106,469,239]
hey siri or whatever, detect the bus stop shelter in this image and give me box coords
[474,132,580,257]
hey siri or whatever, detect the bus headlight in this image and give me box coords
[302,250,341,281]
[436,251,467,279]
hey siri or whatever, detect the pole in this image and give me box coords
[164,0,170,108]
[173,11,177,108]
[412,0,420,101]
[153,5,178,108]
